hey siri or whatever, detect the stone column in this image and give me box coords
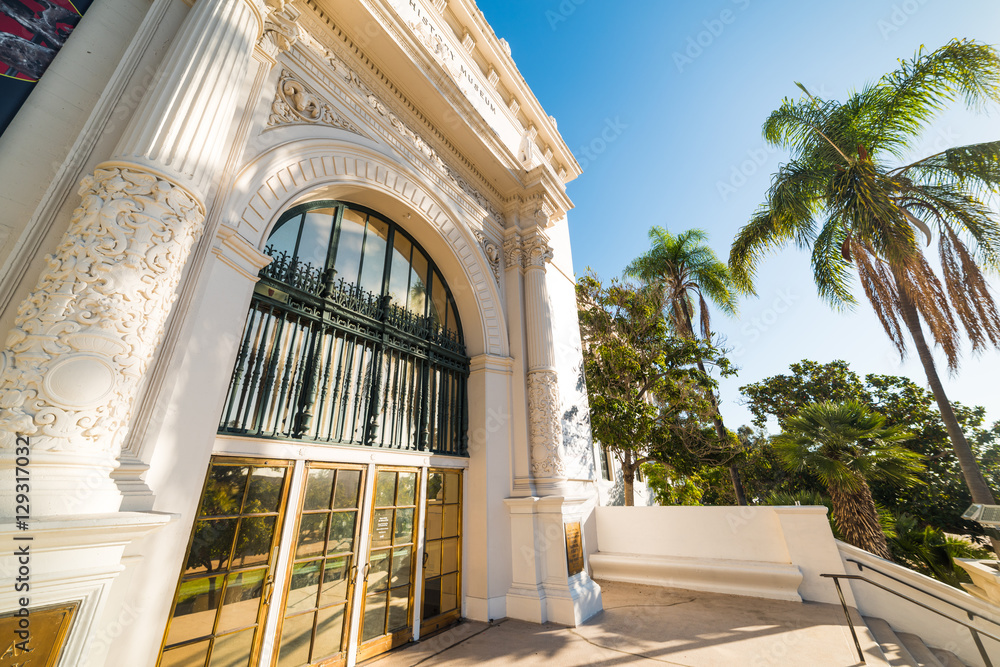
[522,230,568,493]
[0,0,266,516]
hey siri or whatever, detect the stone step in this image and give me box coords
[930,647,967,667]
[897,632,944,667]
[865,616,920,666]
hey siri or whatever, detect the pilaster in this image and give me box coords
[0,0,270,518]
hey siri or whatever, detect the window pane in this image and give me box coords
[444,473,459,504]
[442,505,459,538]
[446,299,460,337]
[277,612,314,667]
[358,216,389,295]
[391,546,411,587]
[441,537,459,575]
[427,473,444,503]
[319,557,350,606]
[424,540,441,578]
[286,560,322,614]
[441,572,458,614]
[371,509,394,550]
[407,249,429,315]
[387,585,410,632]
[367,549,390,593]
[425,505,442,542]
[232,516,276,567]
[313,605,346,659]
[217,569,265,632]
[332,209,366,287]
[375,472,396,507]
[397,473,416,506]
[303,469,334,512]
[296,514,328,559]
[387,234,413,308]
[161,641,209,667]
[199,467,248,517]
[265,214,302,259]
[428,270,447,329]
[362,593,387,642]
[186,520,237,575]
[298,209,335,271]
[165,575,225,646]
[422,577,441,620]
[394,508,414,544]
[333,470,361,509]
[328,511,356,555]
[244,467,284,513]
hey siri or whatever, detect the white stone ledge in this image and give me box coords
[589,551,804,602]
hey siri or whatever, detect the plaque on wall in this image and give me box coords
[564,521,584,577]
[0,601,78,667]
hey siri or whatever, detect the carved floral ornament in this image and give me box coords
[502,234,523,270]
[268,69,364,135]
[527,369,566,477]
[524,235,553,269]
[0,167,204,454]
[473,230,502,286]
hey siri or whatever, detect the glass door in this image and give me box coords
[356,467,420,663]
[420,469,461,636]
[274,463,365,667]
[158,458,291,667]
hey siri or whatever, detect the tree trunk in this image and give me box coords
[895,274,1000,557]
[678,299,748,505]
[621,450,635,507]
[829,480,892,560]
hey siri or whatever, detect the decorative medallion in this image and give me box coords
[267,69,364,135]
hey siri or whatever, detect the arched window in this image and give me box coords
[219,201,469,455]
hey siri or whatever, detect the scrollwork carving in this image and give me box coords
[268,70,364,135]
[0,167,205,456]
[502,235,523,271]
[473,230,502,287]
[527,369,566,477]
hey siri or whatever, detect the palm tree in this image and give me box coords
[773,401,924,559]
[729,39,1000,551]
[627,227,749,504]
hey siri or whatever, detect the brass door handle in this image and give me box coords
[362,562,371,582]
[423,551,429,568]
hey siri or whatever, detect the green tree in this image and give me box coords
[741,359,1000,537]
[577,273,729,505]
[626,227,750,504]
[773,401,924,559]
[730,40,1000,553]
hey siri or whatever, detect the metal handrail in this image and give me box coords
[820,572,999,667]
[845,557,1000,627]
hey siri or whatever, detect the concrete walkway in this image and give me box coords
[369,580,881,666]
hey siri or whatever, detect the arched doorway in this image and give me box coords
[156,200,470,667]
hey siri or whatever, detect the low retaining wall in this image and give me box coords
[591,505,849,605]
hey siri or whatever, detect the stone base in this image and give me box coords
[504,494,603,626]
[0,512,172,666]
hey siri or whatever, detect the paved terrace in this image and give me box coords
[370,580,885,666]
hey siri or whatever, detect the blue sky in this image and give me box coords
[475,0,1000,432]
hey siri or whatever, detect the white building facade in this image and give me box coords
[0,0,605,665]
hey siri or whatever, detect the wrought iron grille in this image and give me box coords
[219,202,470,456]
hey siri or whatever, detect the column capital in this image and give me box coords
[523,232,553,270]
[502,231,524,271]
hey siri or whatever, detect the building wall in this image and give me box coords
[0,0,604,664]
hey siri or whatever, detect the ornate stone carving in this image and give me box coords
[0,167,205,456]
[503,234,523,270]
[524,235,553,269]
[268,69,363,134]
[262,4,301,52]
[527,370,566,477]
[473,230,502,286]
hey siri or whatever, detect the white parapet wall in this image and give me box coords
[839,542,1000,667]
[590,505,851,605]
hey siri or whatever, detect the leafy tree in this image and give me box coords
[741,359,1000,537]
[888,512,994,586]
[577,273,731,505]
[729,40,1000,552]
[773,401,924,559]
[626,227,750,504]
